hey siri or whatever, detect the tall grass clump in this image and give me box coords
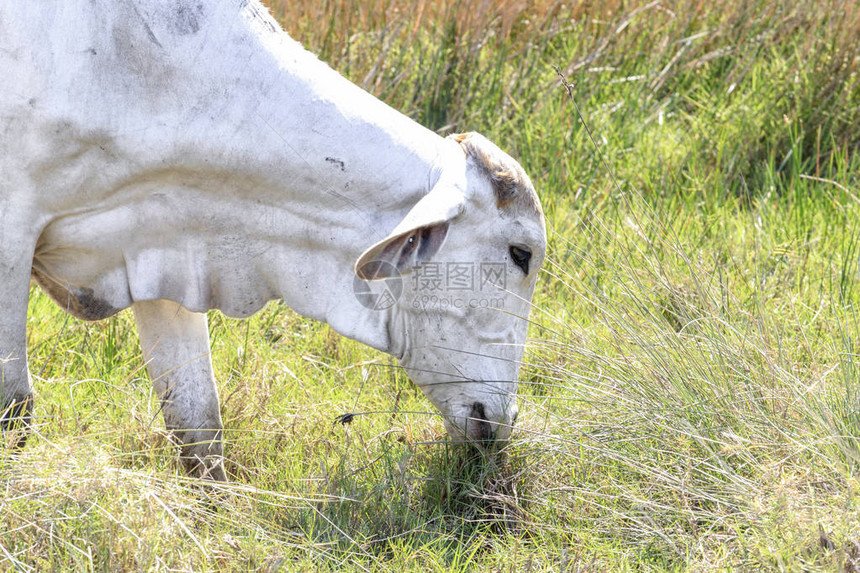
[275,0,858,199]
[2,0,859,570]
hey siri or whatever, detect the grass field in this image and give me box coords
[3,0,860,570]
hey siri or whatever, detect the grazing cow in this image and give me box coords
[0,1,546,480]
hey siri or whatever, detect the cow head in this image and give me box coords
[355,132,546,445]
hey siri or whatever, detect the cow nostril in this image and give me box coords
[470,402,486,419]
[469,402,493,443]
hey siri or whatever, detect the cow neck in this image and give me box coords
[183,24,461,354]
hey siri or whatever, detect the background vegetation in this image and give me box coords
[3,0,860,570]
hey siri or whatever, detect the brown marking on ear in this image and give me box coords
[450,132,543,217]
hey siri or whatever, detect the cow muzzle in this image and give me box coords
[466,402,494,443]
[444,400,518,446]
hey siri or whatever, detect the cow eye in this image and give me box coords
[509,245,531,275]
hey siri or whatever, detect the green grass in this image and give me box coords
[3,0,860,570]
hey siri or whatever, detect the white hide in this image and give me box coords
[0,1,546,464]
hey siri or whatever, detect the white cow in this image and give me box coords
[0,1,546,479]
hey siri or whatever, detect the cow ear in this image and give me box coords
[355,186,465,280]
[354,223,450,280]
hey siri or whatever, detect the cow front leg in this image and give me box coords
[133,300,226,480]
[0,249,35,448]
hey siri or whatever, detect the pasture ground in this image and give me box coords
[2,0,860,570]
